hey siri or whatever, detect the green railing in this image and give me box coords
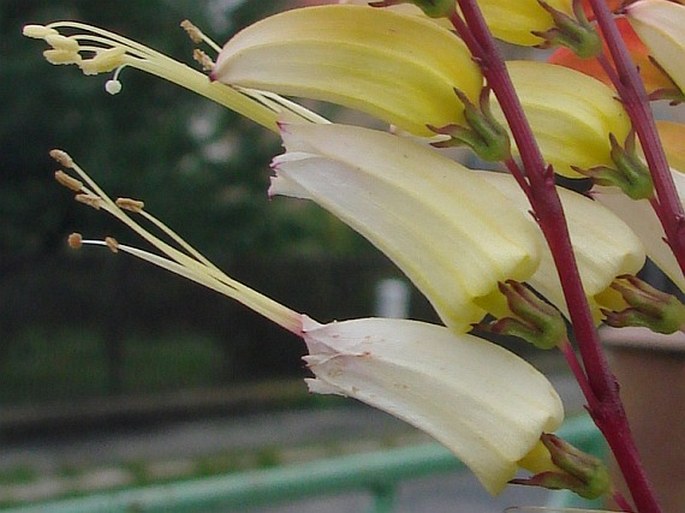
[1,415,602,513]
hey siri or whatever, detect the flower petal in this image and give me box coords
[656,120,685,172]
[212,5,482,136]
[478,172,646,319]
[302,316,564,495]
[495,61,631,178]
[627,0,685,94]
[270,123,541,332]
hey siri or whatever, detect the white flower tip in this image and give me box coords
[105,79,123,95]
[305,377,343,396]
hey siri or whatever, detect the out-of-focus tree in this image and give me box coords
[1,0,369,275]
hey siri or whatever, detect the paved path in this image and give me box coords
[0,373,584,510]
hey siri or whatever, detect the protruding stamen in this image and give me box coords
[105,237,120,253]
[55,170,83,191]
[22,24,58,39]
[193,49,214,72]
[79,47,127,76]
[43,49,82,65]
[68,232,83,249]
[50,149,74,168]
[75,193,103,210]
[180,19,222,53]
[180,20,204,44]
[45,34,80,52]
[116,197,145,213]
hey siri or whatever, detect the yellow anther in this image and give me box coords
[43,49,82,65]
[181,20,204,44]
[75,193,103,210]
[105,237,120,253]
[54,170,83,192]
[193,49,214,71]
[67,233,83,249]
[22,25,59,39]
[50,149,74,168]
[45,34,80,52]
[79,47,126,76]
[116,197,145,213]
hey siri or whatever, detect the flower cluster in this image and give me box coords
[25,0,685,510]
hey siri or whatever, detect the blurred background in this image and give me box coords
[0,1,570,510]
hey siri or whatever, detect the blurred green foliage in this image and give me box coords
[1,0,371,274]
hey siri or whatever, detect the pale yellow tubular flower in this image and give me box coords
[626,0,685,94]
[303,316,563,495]
[342,0,573,46]
[212,5,483,136]
[58,152,563,497]
[269,123,541,332]
[477,172,646,320]
[23,22,327,131]
[465,0,573,46]
[494,61,631,178]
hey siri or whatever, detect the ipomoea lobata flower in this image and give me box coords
[52,150,564,495]
[626,0,685,96]
[269,123,542,333]
[476,172,646,321]
[493,61,631,178]
[211,5,482,136]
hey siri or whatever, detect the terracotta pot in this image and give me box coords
[601,327,685,513]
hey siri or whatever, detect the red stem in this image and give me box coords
[589,0,685,278]
[453,2,662,511]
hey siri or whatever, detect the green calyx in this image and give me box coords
[534,0,602,59]
[575,132,654,200]
[512,433,611,499]
[476,281,567,350]
[429,87,511,162]
[603,275,685,335]
[369,0,455,18]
